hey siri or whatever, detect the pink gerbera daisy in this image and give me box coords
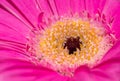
[0,0,120,81]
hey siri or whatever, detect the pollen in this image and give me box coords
[37,18,113,76]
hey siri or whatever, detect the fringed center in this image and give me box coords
[33,18,114,76]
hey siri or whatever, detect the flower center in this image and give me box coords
[64,37,82,54]
[33,18,114,76]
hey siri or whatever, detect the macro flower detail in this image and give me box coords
[0,0,120,81]
[34,18,114,76]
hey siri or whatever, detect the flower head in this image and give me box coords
[0,0,120,81]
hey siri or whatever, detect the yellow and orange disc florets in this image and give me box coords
[34,18,113,76]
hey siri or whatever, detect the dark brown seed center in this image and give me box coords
[64,37,82,54]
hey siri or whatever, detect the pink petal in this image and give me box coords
[101,40,120,62]
[0,49,28,61]
[0,23,27,43]
[0,5,30,43]
[0,59,70,81]
[102,0,120,39]
[12,0,39,22]
[37,0,54,16]
[102,0,120,19]
[111,12,120,39]
[2,0,40,27]
[70,0,101,15]
[71,66,94,81]
[72,57,120,81]
[70,0,85,13]
[53,0,71,16]
[93,57,120,81]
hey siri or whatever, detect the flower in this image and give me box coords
[0,0,120,81]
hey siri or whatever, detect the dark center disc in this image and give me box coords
[63,37,82,54]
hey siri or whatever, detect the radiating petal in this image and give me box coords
[72,57,120,81]
[93,57,120,81]
[111,12,120,39]
[5,0,40,28]
[71,66,94,81]
[0,6,30,43]
[102,0,120,19]
[102,0,120,39]
[0,23,27,43]
[84,0,106,16]
[0,59,70,81]
[53,0,72,16]
[67,0,106,18]
[0,49,28,61]
[37,0,54,16]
